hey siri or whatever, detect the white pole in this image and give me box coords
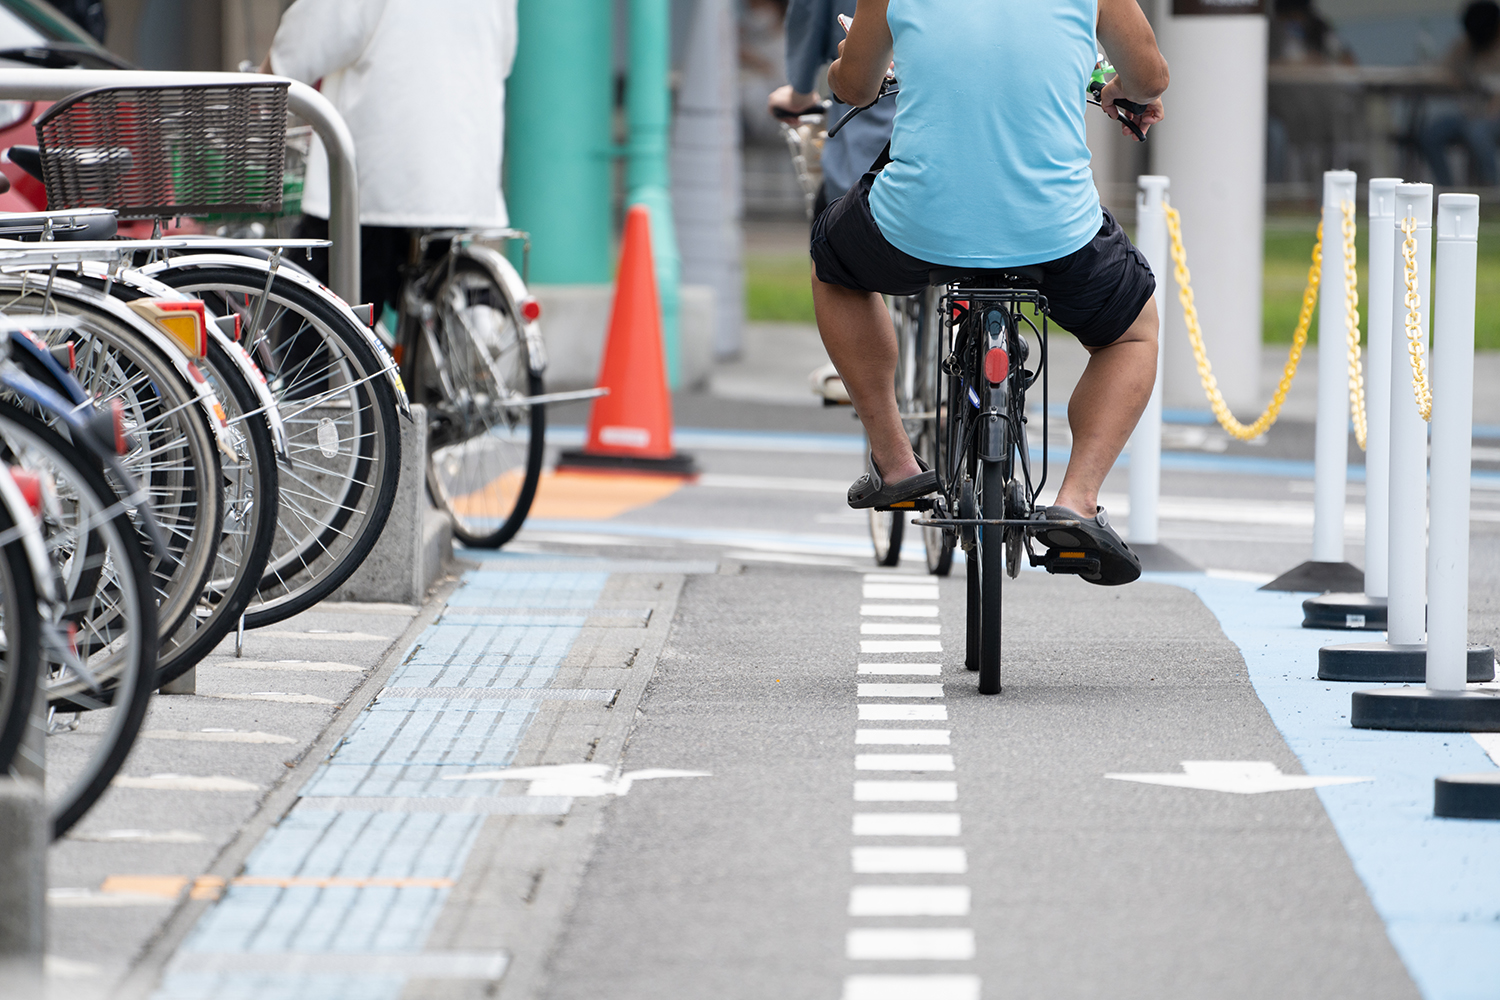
[1363,178,1401,600]
[1427,193,1479,693]
[1387,183,1432,647]
[1129,176,1170,546]
[1313,170,1357,565]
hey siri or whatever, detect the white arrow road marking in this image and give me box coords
[1105,761,1373,794]
[1474,733,1500,767]
[444,763,710,797]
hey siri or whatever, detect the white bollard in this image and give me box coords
[1129,176,1170,547]
[1427,193,1479,693]
[1312,170,1357,565]
[1362,179,1400,601]
[1386,182,1432,648]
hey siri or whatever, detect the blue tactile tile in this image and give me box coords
[325,704,535,767]
[400,621,581,671]
[156,972,406,1000]
[445,570,606,608]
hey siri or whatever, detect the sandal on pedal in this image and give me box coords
[848,455,938,510]
[1033,504,1141,586]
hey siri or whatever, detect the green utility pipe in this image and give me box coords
[627,0,682,387]
[504,0,613,285]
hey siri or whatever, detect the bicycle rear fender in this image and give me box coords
[85,263,291,463]
[448,242,548,376]
[0,271,239,462]
[140,253,414,422]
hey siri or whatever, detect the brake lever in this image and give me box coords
[1087,93,1147,142]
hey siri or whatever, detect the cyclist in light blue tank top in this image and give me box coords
[809,0,1167,574]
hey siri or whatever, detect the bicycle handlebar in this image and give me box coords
[772,100,831,121]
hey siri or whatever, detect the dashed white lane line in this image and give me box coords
[861,604,939,617]
[863,584,942,600]
[853,813,960,836]
[202,692,337,705]
[849,886,971,916]
[141,730,296,744]
[855,754,955,771]
[857,683,944,698]
[221,659,363,672]
[855,729,951,745]
[861,623,941,635]
[854,781,958,802]
[842,975,982,1000]
[852,847,968,874]
[846,929,976,960]
[112,774,261,792]
[859,704,947,721]
[858,663,941,676]
[861,639,944,653]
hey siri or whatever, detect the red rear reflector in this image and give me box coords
[111,399,129,455]
[9,468,41,514]
[186,362,206,383]
[51,342,75,370]
[521,297,542,322]
[984,347,1008,384]
[352,303,377,327]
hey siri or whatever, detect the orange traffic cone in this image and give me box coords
[558,204,696,475]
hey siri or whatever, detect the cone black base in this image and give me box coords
[556,449,698,476]
[1319,642,1495,682]
[1260,560,1364,593]
[1351,686,1500,731]
[1131,543,1200,573]
[1434,773,1500,820]
[1302,592,1386,631]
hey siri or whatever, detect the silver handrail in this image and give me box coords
[0,69,360,303]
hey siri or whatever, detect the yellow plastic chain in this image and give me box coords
[1164,202,1319,441]
[1398,216,1433,421]
[1340,200,1367,449]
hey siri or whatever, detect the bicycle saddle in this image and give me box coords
[928,264,1044,288]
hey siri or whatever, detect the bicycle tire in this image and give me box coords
[0,283,225,645]
[0,404,158,838]
[977,459,1005,695]
[0,498,40,775]
[868,508,904,567]
[149,266,402,627]
[154,338,279,685]
[414,256,544,548]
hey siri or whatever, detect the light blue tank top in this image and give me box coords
[868,0,1104,268]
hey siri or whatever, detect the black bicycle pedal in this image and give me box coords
[1043,549,1101,577]
[876,497,936,513]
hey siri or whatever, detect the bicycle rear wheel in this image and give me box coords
[412,257,544,548]
[977,459,1005,694]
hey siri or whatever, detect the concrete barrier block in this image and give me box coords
[333,404,453,604]
[0,777,44,998]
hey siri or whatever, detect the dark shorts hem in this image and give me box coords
[809,172,1156,349]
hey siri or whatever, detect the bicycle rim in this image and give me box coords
[418,259,544,548]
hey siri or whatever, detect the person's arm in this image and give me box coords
[266,0,390,83]
[1097,0,1169,138]
[770,0,832,116]
[826,0,891,108]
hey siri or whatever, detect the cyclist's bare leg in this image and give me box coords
[1054,296,1158,515]
[811,267,922,484]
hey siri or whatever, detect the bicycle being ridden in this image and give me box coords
[812,0,1168,693]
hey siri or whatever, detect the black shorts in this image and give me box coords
[809,170,1156,348]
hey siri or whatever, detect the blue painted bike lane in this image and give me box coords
[1154,574,1500,1000]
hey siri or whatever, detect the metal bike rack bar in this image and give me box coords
[0,69,360,303]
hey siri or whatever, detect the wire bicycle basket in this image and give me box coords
[33,81,290,220]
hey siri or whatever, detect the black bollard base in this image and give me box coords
[1260,559,1364,594]
[1302,592,1386,631]
[1434,773,1500,820]
[1351,686,1500,732]
[556,449,698,476]
[1319,642,1495,682]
